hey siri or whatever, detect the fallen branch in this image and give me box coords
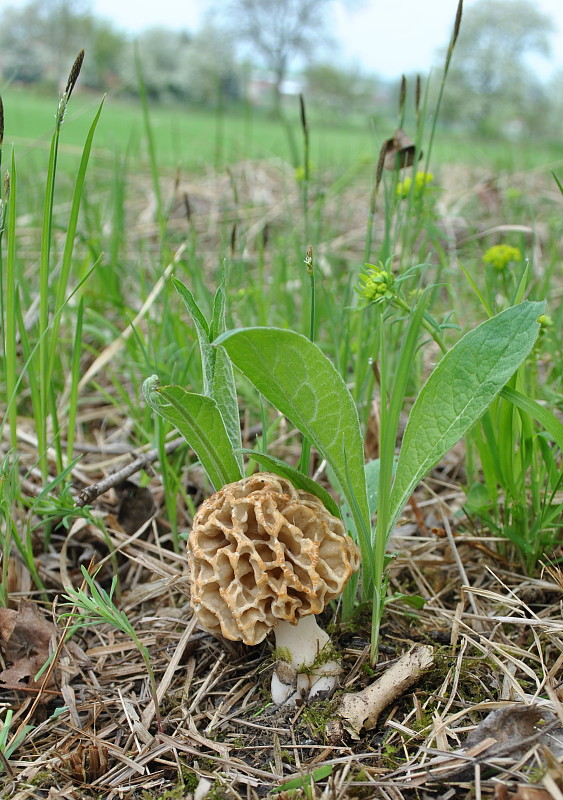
[76,436,186,507]
[328,645,434,740]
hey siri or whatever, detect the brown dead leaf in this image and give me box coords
[465,705,546,759]
[0,601,87,690]
[382,128,421,170]
[435,705,557,783]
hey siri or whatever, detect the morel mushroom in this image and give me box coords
[186,473,361,705]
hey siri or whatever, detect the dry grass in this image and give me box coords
[2,411,562,799]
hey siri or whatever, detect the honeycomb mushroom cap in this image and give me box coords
[187,473,361,646]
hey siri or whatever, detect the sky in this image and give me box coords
[1,0,563,81]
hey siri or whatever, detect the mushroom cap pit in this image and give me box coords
[187,472,361,646]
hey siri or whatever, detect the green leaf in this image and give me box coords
[172,273,243,472]
[216,327,371,567]
[48,98,105,384]
[552,170,563,196]
[237,449,341,518]
[212,341,243,471]
[172,277,213,394]
[143,375,243,489]
[500,385,563,452]
[210,263,228,341]
[340,458,380,539]
[384,592,426,609]
[388,300,545,533]
[464,482,493,512]
[273,765,333,793]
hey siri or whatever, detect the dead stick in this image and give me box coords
[333,645,434,737]
[76,436,186,507]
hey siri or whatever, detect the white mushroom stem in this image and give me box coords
[271,615,341,706]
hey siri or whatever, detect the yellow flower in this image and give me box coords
[482,244,522,271]
[356,263,396,304]
[396,171,434,199]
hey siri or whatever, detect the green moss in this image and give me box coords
[309,642,340,671]
[272,641,340,674]
[361,662,377,678]
[410,711,434,733]
[299,698,338,739]
[280,749,295,764]
[180,768,200,792]
[272,646,292,662]
[380,740,402,770]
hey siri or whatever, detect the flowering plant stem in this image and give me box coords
[370,295,430,660]
[299,246,315,474]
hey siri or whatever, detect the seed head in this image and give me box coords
[56,50,85,127]
[399,75,407,114]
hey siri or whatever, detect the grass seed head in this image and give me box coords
[56,50,85,127]
[445,0,463,71]
[65,49,85,100]
[399,75,407,114]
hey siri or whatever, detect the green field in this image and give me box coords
[5,85,563,174]
[3,86,380,172]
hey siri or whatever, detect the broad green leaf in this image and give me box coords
[237,449,341,518]
[216,328,371,564]
[143,375,242,489]
[389,300,545,533]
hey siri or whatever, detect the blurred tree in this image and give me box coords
[122,27,192,100]
[440,0,555,135]
[545,68,563,133]
[82,18,126,89]
[0,0,125,89]
[179,25,241,105]
[122,25,240,104]
[218,0,332,112]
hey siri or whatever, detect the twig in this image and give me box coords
[76,436,186,507]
